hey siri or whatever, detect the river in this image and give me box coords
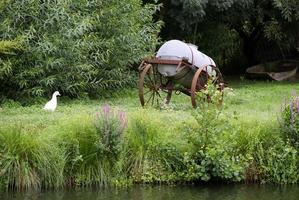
[1,184,299,200]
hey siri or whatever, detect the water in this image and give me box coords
[1,184,299,200]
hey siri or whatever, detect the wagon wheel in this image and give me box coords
[190,65,223,108]
[139,64,173,107]
[211,67,224,86]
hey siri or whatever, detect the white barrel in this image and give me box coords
[156,40,216,77]
[156,40,217,88]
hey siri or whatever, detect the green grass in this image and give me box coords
[1,78,299,188]
[1,78,298,128]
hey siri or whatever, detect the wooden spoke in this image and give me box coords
[139,64,173,107]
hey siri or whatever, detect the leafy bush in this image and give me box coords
[0,0,161,102]
[197,23,240,71]
[0,39,23,55]
[230,119,299,184]
[179,81,248,182]
[0,38,23,104]
[256,142,299,184]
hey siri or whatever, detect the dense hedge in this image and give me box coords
[0,0,161,103]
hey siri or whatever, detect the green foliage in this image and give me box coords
[0,39,23,103]
[94,105,127,161]
[121,110,160,180]
[197,24,240,70]
[0,0,161,102]
[2,81,299,190]
[181,81,247,182]
[157,0,298,70]
[280,93,299,147]
[51,115,114,187]
[120,110,182,183]
[0,39,23,55]
[273,0,299,21]
[167,0,208,31]
[228,117,299,184]
[0,125,64,191]
[46,106,127,187]
[0,0,10,12]
[255,138,299,184]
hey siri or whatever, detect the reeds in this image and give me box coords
[0,125,64,191]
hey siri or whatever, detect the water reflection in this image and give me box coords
[1,184,299,200]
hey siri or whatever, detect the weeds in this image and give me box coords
[280,92,299,147]
[0,125,64,191]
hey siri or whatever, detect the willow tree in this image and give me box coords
[0,0,161,102]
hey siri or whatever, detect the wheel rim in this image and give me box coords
[139,64,172,107]
[191,67,206,108]
[191,65,224,108]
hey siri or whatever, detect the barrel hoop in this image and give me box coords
[187,45,194,66]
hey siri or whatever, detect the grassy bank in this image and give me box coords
[1,79,299,190]
[1,79,298,125]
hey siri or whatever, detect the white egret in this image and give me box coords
[43,91,60,112]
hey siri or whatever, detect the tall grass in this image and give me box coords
[45,105,127,187]
[0,125,64,191]
[119,110,184,183]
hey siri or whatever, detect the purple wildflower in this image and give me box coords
[103,104,110,115]
[94,105,127,155]
[290,100,294,124]
[118,110,128,130]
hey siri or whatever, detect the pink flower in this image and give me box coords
[103,104,110,114]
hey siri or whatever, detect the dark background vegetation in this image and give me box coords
[146,0,299,74]
[0,0,298,102]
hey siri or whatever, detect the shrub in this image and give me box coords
[0,0,161,102]
[182,81,248,182]
[255,139,299,184]
[231,119,299,184]
[51,115,99,186]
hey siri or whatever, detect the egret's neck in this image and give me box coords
[51,94,58,101]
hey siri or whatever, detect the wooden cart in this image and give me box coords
[138,57,224,108]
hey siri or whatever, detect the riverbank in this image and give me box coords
[1,79,299,190]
